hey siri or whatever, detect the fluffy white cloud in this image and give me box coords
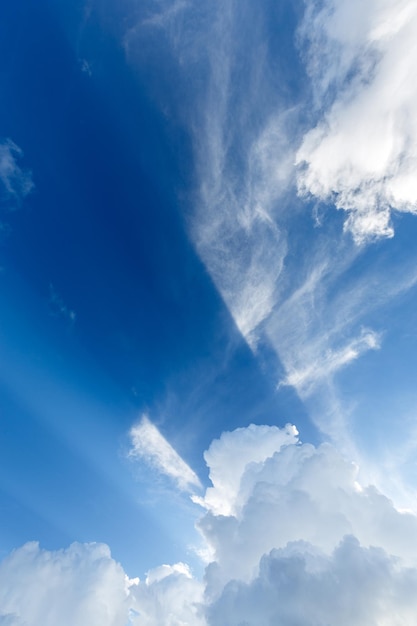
[130,563,205,626]
[0,542,130,626]
[297,0,417,244]
[128,415,201,491]
[197,424,417,601]
[0,542,204,626]
[2,424,417,625]
[208,536,417,626]
[192,423,299,516]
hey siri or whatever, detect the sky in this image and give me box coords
[2,0,417,624]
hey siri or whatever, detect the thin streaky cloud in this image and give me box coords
[189,42,297,346]
[141,0,188,29]
[129,415,202,492]
[0,139,34,205]
[282,329,381,395]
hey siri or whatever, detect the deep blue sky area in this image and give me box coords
[0,0,314,574]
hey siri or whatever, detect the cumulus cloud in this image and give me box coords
[0,541,131,626]
[0,541,205,626]
[297,0,417,244]
[208,536,417,626]
[130,562,205,626]
[192,423,299,516]
[0,140,33,206]
[197,424,417,599]
[128,415,202,491]
[2,424,417,624]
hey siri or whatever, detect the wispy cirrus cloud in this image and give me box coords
[127,0,417,457]
[127,1,296,347]
[128,415,202,492]
[282,328,381,394]
[0,140,33,206]
[185,5,296,347]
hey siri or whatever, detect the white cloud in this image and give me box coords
[131,1,295,347]
[0,542,131,626]
[144,561,192,584]
[264,243,383,401]
[192,423,299,516]
[0,140,33,206]
[3,424,417,625]
[0,541,205,626]
[128,415,202,492]
[193,206,286,348]
[140,0,188,29]
[196,424,417,597]
[126,1,417,466]
[297,0,417,244]
[191,86,293,347]
[130,562,205,626]
[208,536,417,626]
[281,327,381,395]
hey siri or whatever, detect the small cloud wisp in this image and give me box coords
[128,415,202,492]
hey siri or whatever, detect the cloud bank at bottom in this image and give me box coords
[2,423,417,626]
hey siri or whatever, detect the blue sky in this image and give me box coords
[2,1,417,624]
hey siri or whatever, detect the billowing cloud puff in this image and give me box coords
[197,424,417,605]
[2,424,417,625]
[130,563,205,626]
[297,0,417,244]
[192,423,299,515]
[208,536,417,626]
[0,542,130,626]
[0,542,205,626]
